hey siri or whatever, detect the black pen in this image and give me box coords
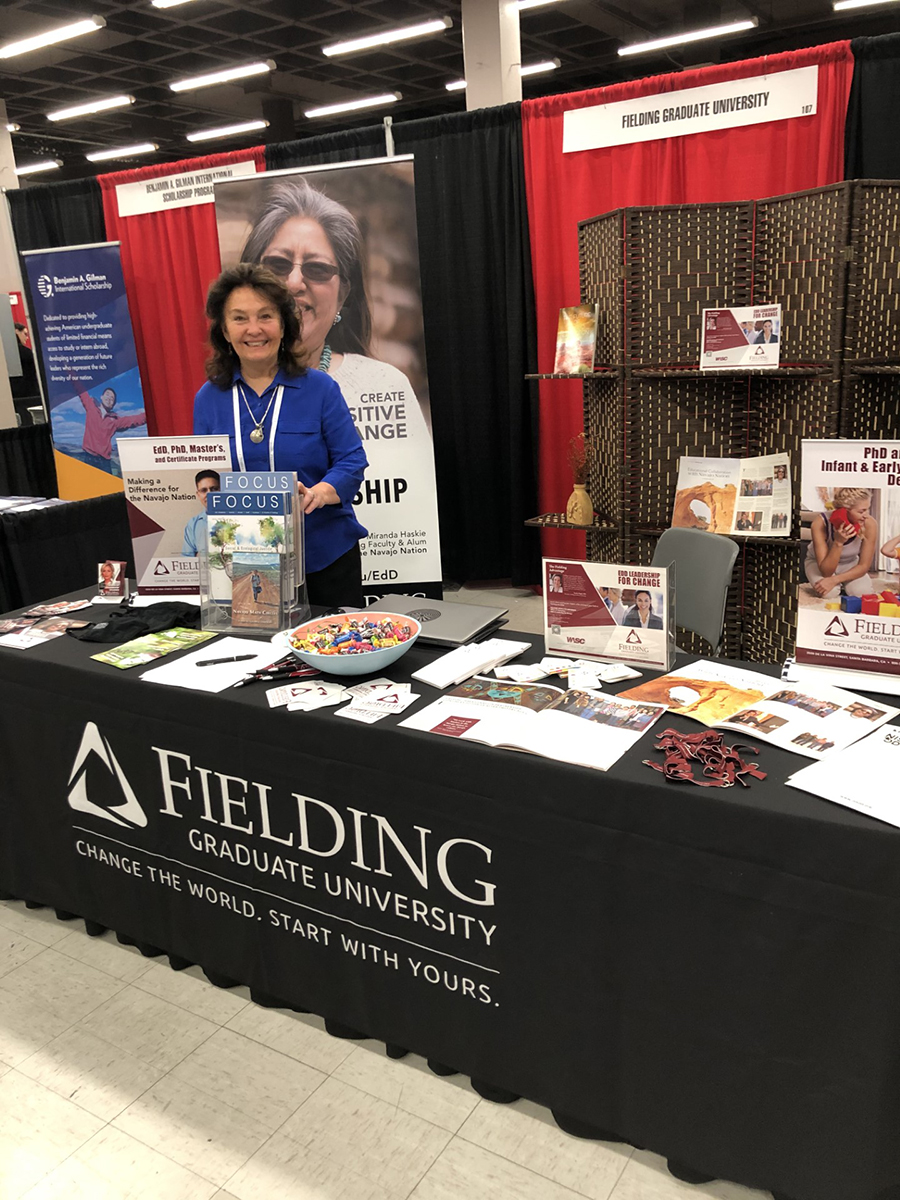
[197,653,258,668]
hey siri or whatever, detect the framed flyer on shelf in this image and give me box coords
[700,304,781,370]
[797,439,900,682]
[543,559,674,670]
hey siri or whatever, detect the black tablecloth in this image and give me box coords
[0,494,132,613]
[1,598,899,1200]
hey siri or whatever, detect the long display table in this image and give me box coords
[1,596,899,1200]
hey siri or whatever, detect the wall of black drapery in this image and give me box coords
[844,32,900,179]
[7,28,900,596]
[6,105,540,590]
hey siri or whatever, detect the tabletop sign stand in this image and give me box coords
[542,557,675,671]
[198,474,308,638]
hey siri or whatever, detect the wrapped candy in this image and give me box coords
[291,616,414,656]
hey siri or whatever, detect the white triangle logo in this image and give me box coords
[67,722,148,828]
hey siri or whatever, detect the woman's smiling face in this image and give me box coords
[262,216,349,357]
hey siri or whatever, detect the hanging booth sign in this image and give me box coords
[22,242,148,501]
[115,160,258,218]
[797,439,900,679]
[213,158,443,602]
[563,64,819,153]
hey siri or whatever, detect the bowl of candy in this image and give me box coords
[285,612,421,676]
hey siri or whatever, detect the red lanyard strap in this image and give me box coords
[644,729,766,788]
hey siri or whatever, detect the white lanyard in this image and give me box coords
[231,383,284,471]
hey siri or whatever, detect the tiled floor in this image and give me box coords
[443,582,545,635]
[0,584,775,1200]
[0,898,776,1200]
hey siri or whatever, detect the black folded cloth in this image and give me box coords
[66,601,202,643]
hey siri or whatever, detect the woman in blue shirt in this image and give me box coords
[194,262,368,607]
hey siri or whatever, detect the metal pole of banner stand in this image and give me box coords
[383,117,395,158]
[0,101,23,430]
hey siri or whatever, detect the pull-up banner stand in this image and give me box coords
[213,157,443,602]
[22,242,147,500]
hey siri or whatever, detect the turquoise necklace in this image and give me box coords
[317,343,332,372]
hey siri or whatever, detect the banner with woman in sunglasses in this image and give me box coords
[213,160,442,603]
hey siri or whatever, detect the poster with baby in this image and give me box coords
[797,440,900,677]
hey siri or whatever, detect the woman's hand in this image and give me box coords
[298,481,339,513]
[833,520,858,545]
[813,576,839,597]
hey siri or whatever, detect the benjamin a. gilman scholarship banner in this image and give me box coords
[214,158,442,602]
[798,440,900,677]
[22,242,148,501]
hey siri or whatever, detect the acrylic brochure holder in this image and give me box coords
[199,476,309,638]
[664,561,677,671]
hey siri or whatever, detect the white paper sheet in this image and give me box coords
[140,637,277,692]
[787,725,900,825]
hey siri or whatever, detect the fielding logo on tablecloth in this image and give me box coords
[68,723,148,829]
[61,727,500,1005]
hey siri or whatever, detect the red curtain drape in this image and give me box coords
[522,41,854,559]
[99,147,266,435]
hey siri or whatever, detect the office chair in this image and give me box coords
[651,526,739,656]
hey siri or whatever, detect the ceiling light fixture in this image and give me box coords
[520,59,561,76]
[5,123,20,132]
[86,142,158,162]
[517,0,566,9]
[304,93,401,118]
[322,17,451,57]
[618,18,757,57]
[0,16,105,59]
[446,58,559,90]
[186,118,268,142]
[47,94,134,122]
[15,159,62,176]
[170,60,275,92]
[151,0,201,7]
[833,0,899,9]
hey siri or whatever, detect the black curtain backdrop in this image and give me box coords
[0,493,132,614]
[0,424,56,499]
[393,106,539,588]
[267,108,540,587]
[265,124,386,170]
[845,33,900,179]
[6,177,106,252]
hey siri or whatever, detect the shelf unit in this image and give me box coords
[564,181,900,663]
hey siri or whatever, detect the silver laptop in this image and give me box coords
[368,594,509,646]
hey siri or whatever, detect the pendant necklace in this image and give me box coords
[239,382,276,444]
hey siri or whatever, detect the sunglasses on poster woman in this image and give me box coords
[261,256,342,284]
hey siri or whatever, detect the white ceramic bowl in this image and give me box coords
[280,611,421,677]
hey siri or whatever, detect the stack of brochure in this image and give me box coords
[399,677,666,772]
[411,639,531,689]
[786,725,900,825]
[619,659,899,759]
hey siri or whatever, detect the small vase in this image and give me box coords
[566,482,593,525]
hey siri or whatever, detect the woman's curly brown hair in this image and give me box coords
[205,262,306,388]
